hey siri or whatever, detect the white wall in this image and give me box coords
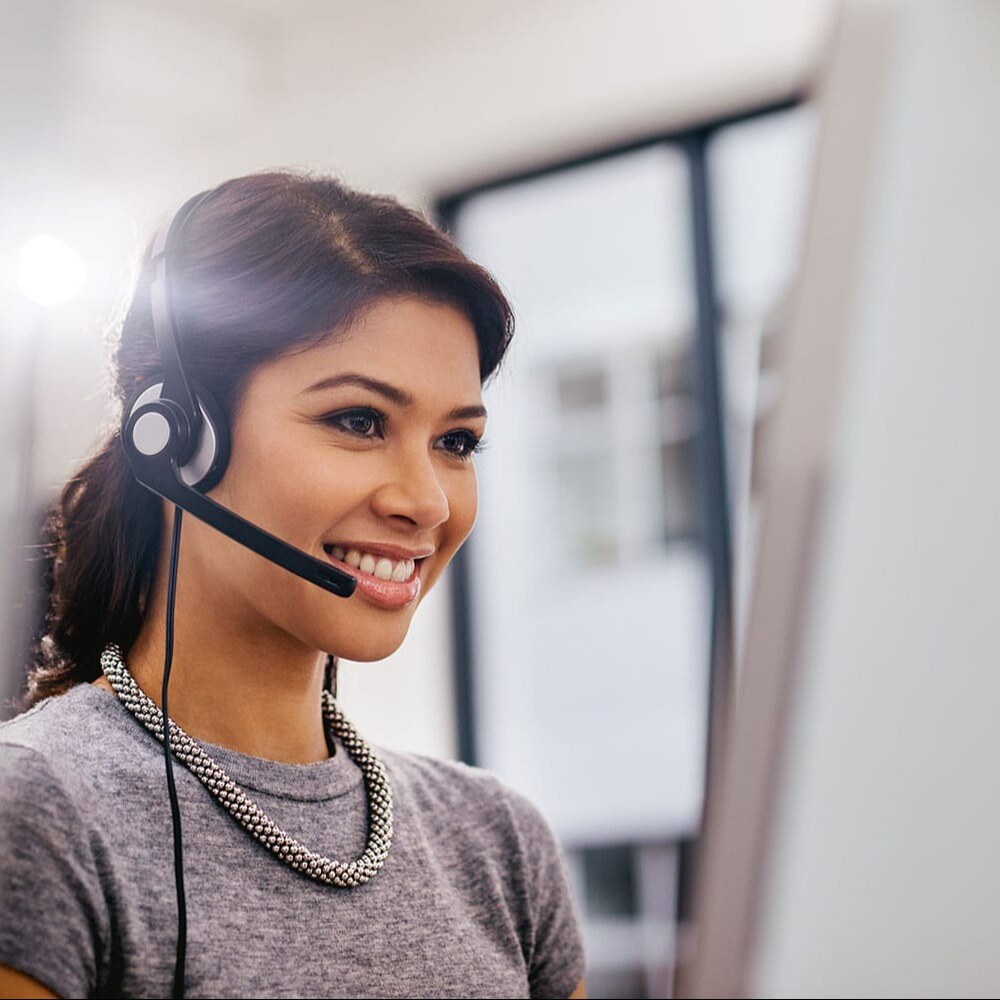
[1,0,833,758]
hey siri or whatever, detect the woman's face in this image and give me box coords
[182,294,487,663]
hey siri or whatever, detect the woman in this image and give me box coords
[0,171,587,1000]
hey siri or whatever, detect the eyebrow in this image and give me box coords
[301,372,488,421]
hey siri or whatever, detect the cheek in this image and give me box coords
[246,438,363,532]
[302,447,375,502]
[444,469,479,546]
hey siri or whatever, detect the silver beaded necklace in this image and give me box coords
[99,643,393,887]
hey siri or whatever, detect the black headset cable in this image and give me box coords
[162,503,187,1000]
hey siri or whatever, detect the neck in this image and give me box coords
[122,570,333,766]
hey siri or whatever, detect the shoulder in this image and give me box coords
[0,686,109,844]
[374,743,547,848]
[375,742,506,807]
[0,692,113,1000]
[374,748,587,999]
[1,690,79,795]
[1,682,110,752]
[373,743,575,909]
[0,683,155,815]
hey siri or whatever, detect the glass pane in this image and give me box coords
[583,844,638,918]
[660,438,701,544]
[555,449,618,568]
[558,366,608,413]
[455,142,712,842]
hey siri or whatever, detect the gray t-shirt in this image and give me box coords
[0,683,586,999]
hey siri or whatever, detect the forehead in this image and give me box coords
[255,296,483,405]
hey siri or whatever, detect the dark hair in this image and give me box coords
[18,169,513,711]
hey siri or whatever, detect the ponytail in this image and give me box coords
[21,430,161,709]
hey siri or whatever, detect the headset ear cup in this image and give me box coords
[181,376,231,494]
[123,374,231,495]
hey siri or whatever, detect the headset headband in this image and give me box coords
[148,189,216,464]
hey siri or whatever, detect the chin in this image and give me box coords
[321,629,408,664]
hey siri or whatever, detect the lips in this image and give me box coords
[322,547,422,609]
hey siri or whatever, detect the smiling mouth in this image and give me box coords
[321,546,425,609]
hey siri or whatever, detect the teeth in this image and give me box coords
[327,545,416,582]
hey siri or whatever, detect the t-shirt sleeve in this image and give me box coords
[501,783,587,999]
[0,742,108,999]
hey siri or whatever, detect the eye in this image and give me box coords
[322,408,385,439]
[439,430,489,462]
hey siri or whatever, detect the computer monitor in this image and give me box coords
[682,1,1000,996]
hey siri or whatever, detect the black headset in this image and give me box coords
[120,187,359,999]
[122,187,358,598]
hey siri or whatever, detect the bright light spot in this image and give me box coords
[17,235,87,307]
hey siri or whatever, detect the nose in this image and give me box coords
[370,443,451,529]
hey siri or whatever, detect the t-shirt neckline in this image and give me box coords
[74,682,366,802]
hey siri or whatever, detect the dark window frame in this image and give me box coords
[434,95,808,949]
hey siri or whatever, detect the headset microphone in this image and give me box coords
[119,187,358,999]
[122,397,357,596]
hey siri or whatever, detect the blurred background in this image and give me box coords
[12,2,995,999]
